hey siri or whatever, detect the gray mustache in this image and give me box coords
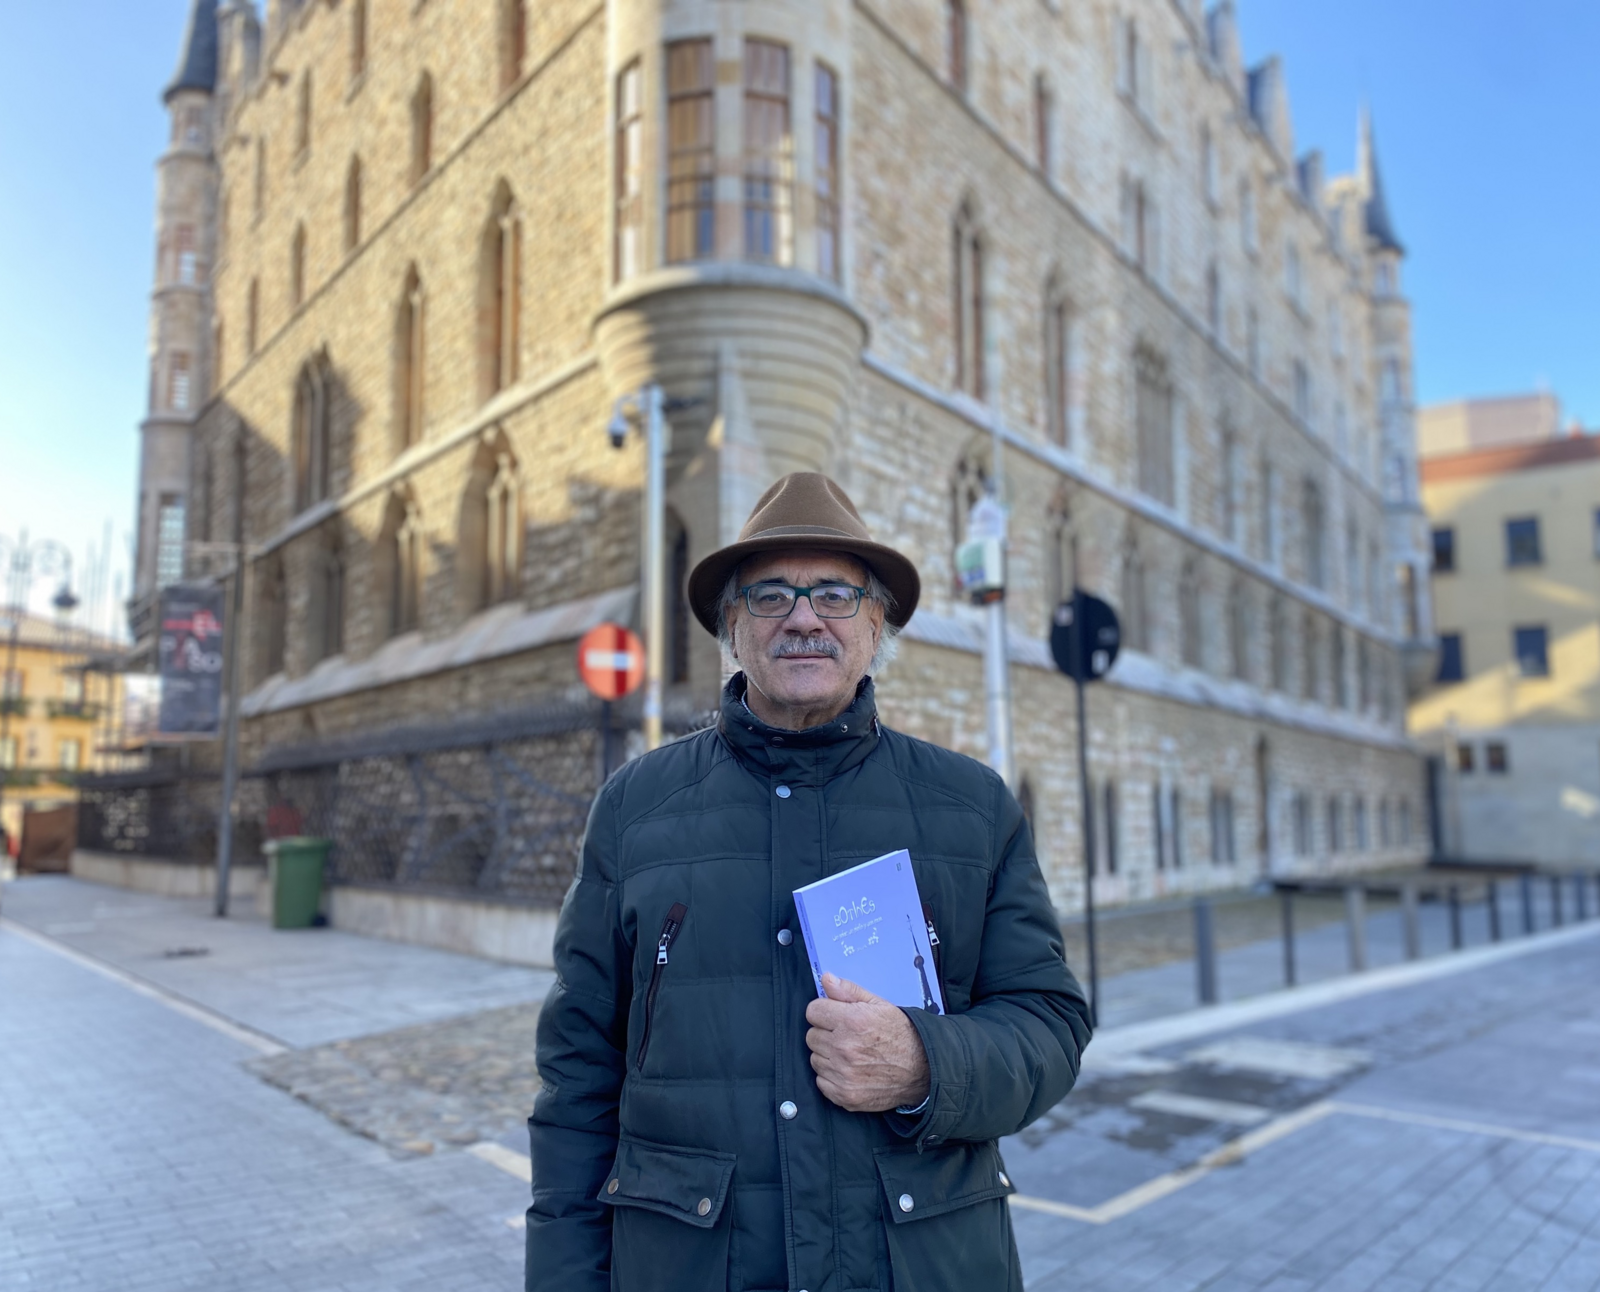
[771,635,841,659]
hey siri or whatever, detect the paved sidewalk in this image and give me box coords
[5,873,1600,1291]
[0,875,554,1047]
[1007,921,1600,1290]
[0,923,532,1292]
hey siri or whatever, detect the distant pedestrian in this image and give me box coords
[527,473,1091,1292]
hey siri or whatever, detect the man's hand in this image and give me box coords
[804,973,931,1113]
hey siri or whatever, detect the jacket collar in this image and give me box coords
[717,672,881,784]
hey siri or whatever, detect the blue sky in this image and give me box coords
[1,1,1595,624]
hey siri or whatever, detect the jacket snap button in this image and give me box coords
[898,1193,914,1213]
[998,1171,1011,1188]
[696,1197,712,1217]
[779,1100,798,1120]
[777,928,793,946]
[607,1179,619,1194]
[771,735,784,745]
[775,785,792,799]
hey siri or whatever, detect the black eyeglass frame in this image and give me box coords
[737,582,871,619]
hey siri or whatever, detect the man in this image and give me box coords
[529,473,1091,1292]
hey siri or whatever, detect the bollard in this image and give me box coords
[1551,875,1564,928]
[1448,885,1463,951]
[1487,879,1502,943]
[1520,873,1535,935]
[1401,881,1421,961]
[1194,898,1218,1005]
[1280,889,1297,987]
[1345,885,1368,973]
[1575,874,1588,923]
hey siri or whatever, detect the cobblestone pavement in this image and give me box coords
[250,1002,543,1156]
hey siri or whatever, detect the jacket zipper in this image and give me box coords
[921,902,947,1010]
[635,902,687,1072]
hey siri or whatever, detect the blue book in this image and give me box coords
[793,850,945,1014]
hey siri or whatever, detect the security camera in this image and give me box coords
[607,412,630,449]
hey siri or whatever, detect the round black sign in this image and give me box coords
[1050,592,1121,683]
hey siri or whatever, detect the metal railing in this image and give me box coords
[74,696,715,908]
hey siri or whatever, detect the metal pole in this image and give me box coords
[1520,873,1535,935]
[1073,661,1099,1029]
[1550,875,1564,928]
[1401,880,1420,961]
[641,385,667,753]
[1448,884,1462,950]
[1487,879,1501,942]
[1280,887,1296,987]
[1577,874,1590,923]
[1194,897,1217,1005]
[984,423,1013,788]
[214,546,248,917]
[1345,885,1367,973]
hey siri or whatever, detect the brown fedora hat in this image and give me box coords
[687,473,921,636]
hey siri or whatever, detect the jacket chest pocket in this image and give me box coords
[600,1137,736,1292]
[873,1141,1021,1292]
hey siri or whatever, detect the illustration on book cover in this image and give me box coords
[793,850,945,1014]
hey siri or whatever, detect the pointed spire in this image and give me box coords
[1359,107,1404,255]
[164,0,220,104]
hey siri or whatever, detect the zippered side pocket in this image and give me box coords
[635,902,688,1072]
[921,902,947,1012]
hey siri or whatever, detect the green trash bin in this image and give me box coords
[266,837,331,929]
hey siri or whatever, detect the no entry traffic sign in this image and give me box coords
[578,623,645,701]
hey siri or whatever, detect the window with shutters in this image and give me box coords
[667,40,715,263]
[743,41,793,265]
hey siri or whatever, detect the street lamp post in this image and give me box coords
[607,386,701,754]
[0,532,77,864]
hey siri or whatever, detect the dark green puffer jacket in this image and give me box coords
[528,675,1091,1292]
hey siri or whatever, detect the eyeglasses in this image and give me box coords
[739,582,869,619]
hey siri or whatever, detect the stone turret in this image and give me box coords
[129,0,220,650]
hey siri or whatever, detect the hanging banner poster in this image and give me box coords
[157,584,227,736]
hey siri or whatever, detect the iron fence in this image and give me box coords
[75,697,715,907]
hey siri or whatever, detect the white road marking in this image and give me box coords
[1185,1037,1370,1080]
[1329,1102,1600,1156]
[1128,1090,1273,1125]
[469,1141,533,1183]
[0,916,288,1057]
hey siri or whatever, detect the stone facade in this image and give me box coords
[136,0,1433,913]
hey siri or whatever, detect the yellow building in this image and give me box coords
[0,615,125,850]
[1412,410,1600,866]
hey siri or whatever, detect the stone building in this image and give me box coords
[129,0,1433,928]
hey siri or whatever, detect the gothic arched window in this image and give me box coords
[458,436,520,613]
[383,490,423,637]
[952,200,985,399]
[411,73,434,185]
[291,357,330,513]
[947,0,967,92]
[499,0,527,91]
[478,184,521,402]
[1134,347,1174,506]
[395,266,425,451]
[344,157,362,253]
